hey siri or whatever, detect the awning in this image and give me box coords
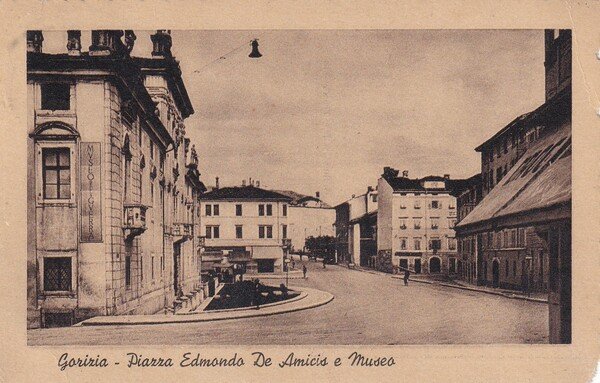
[457,125,571,233]
[251,246,283,260]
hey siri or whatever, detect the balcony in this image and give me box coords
[172,222,193,242]
[123,203,148,239]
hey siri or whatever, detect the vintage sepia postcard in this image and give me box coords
[1,1,599,382]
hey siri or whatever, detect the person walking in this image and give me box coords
[322,257,326,269]
[302,264,307,279]
[403,268,410,286]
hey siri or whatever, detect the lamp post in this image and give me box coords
[284,257,291,288]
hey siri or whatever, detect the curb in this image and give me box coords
[176,290,307,315]
[393,276,548,304]
[339,264,547,304]
[78,287,333,327]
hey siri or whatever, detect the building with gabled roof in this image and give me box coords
[199,185,292,274]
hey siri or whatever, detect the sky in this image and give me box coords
[42,30,545,206]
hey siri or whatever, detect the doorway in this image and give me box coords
[173,243,181,294]
[492,259,500,287]
[414,258,422,274]
[429,257,441,273]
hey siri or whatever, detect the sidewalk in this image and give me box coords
[340,263,548,303]
[76,285,334,327]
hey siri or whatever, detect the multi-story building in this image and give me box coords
[456,29,571,343]
[376,168,468,275]
[455,173,482,283]
[334,187,378,265]
[199,185,292,274]
[26,30,205,329]
[272,190,335,253]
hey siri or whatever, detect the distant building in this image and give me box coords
[456,29,571,343]
[273,190,335,253]
[199,185,292,274]
[334,187,378,265]
[26,30,205,328]
[376,168,468,275]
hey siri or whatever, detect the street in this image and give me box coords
[28,259,548,345]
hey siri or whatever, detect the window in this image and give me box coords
[140,255,144,282]
[449,200,456,209]
[399,200,407,209]
[431,200,439,209]
[42,148,71,199]
[125,255,131,287]
[448,219,456,229]
[236,204,243,216]
[205,204,212,216]
[236,225,243,239]
[151,254,155,280]
[496,167,503,183]
[372,194,377,202]
[282,224,287,239]
[259,225,273,239]
[414,238,421,250]
[282,204,287,217]
[429,239,441,250]
[258,204,265,216]
[449,257,457,273]
[266,204,273,216]
[413,218,421,229]
[43,257,71,291]
[448,238,457,250]
[399,218,407,230]
[414,200,421,209]
[150,140,154,160]
[513,260,517,277]
[431,218,439,229]
[41,83,70,110]
[505,259,509,277]
[205,225,219,239]
[213,204,220,216]
[400,238,407,250]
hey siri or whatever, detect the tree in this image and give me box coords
[305,235,336,262]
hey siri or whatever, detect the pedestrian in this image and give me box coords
[403,268,410,286]
[322,258,326,269]
[302,264,307,279]
[253,279,261,309]
[292,259,296,269]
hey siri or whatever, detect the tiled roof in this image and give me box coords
[383,175,469,196]
[199,186,292,201]
[457,126,571,229]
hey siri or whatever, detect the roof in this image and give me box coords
[475,111,533,151]
[199,186,293,201]
[273,190,332,208]
[349,210,377,225]
[383,173,470,197]
[457,125,571,231]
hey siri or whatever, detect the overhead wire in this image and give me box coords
[193,39,257,74]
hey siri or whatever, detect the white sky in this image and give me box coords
[42,30,545,205]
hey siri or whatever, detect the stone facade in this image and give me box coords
[27,30,204,328]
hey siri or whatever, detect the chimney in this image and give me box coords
[249,177,253,187]
[242,179,246,186]
[27,31,43,53]
[151,30,173,58]
[316,191,320,198]
[215,176,219,189]
[402,170,409,178]
[66,30,81,55]
[444,174,450,179]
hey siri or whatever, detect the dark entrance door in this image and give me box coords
[414,258,421,274]
[429,257,441,273]
[492,259,500,287]
[173,243,181,294]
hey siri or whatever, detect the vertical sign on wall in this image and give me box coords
[80,142,102,243]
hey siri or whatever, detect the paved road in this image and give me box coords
[28,258,548,345]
